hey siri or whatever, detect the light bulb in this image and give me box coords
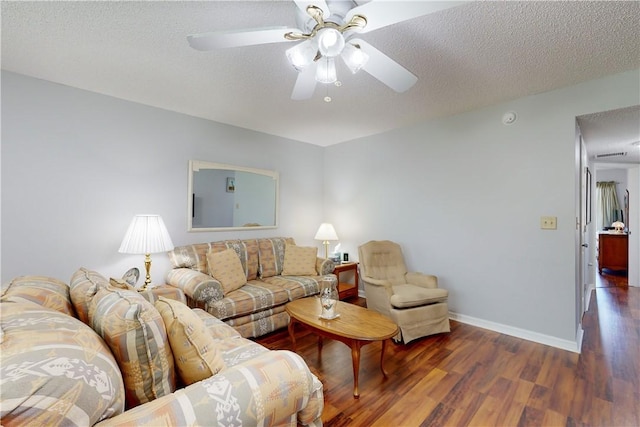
[317,28,345,58]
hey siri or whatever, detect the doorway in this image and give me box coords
[575,106,640,329]
[594,167,630,287]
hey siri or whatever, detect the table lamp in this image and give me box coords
[119,214,174,291]
[611,221,625,233]
[314,223,338,259]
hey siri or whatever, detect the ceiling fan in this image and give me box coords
[187,1,464,100]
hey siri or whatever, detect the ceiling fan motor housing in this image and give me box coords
[295,1,356,32]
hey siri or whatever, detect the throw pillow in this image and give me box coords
[88,287,176,408]
[282,244,318,276]
[155,297,226,385]
[69,268,111,324]
[207,248,247,295]
[257,237,292,278]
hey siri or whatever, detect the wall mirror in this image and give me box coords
[188,160,279,231]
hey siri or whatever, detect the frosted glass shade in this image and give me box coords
[316,57,337,84]
[286,39,317,71]
[342,42,369,74]
[119,215,174,254]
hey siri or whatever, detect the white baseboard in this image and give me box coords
[575,326,584,353]
[448,311,580,353]
[585,283,595,311]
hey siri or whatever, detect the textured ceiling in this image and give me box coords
[2,1,639,161]
[578,106,640,165]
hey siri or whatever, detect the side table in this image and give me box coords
[334,262,359,300]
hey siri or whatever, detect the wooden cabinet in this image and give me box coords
[333,262,359,300]
[598,233,628,273]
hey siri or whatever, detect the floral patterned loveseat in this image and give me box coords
[0,271,324,426]
[166,237,335,338]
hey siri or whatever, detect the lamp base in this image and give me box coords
[139,253,152,292]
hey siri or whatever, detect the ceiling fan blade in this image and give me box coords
[291,65,317,100]
[351,38,417,93]
[346,1,467,34]
[187,27,300,50]
[293,0,330,19]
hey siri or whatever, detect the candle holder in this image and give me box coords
[319,275,339,319]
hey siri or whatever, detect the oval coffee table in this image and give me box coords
[286,297,399,398]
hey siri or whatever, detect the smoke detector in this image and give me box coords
[502,111,517,125]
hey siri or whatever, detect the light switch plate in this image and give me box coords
[541,216,557,229]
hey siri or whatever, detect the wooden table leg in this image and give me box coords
[350,341,362,398]
[380,339,391,377]
[288,318,297,351]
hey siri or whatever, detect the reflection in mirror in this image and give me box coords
[188,161,279,231]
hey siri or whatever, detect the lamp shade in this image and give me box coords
[118,215,174,254]
[314,223,338,241]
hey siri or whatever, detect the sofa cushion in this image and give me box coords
[207,248,247,294]
[1,275,75,316]
[257,237,293,278]
[261,275,322,301]
[155,297,226,385]
[204,280,290,320]
[282,244,318,276]
[0,302,125,425]
[88,287,176,408]
[389,285,449,309]
[69,267,111,324]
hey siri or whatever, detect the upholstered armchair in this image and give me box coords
[358,240,450,343]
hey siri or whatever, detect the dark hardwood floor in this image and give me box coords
[257,286,640,426]
[596,269,628,288]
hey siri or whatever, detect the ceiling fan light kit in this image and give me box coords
[187,0,465,100]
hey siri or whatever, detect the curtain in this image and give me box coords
[596,181,621,230]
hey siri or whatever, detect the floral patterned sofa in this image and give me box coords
[166,237,335,338]
[0,271,324,426]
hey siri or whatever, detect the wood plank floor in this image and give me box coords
[256,285,640,426]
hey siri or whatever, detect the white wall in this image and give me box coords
[323,69,639,347]
[626,166,639,287]
[1,71,325,283]
[2,69,638,351]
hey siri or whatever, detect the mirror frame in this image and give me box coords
[188,160,279,232]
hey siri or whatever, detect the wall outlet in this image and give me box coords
[541,216,557,230]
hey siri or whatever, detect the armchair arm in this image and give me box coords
[361,276,393,288]
[405,272,438,289]
[95,350,324,427]
[361,275,394,298]
[165,268,224,307]
[316,257,335,276]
